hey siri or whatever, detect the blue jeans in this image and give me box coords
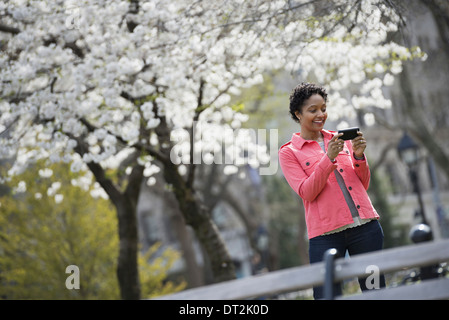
[309,220,386,299]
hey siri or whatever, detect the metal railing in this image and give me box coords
[154,238,449,300]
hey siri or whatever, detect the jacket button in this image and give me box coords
[346,150,349,154]
[355,164,360,167]
[339,168,343,172]
[357,205,360,209]
[348,186,352,190]
[306,162,310,166]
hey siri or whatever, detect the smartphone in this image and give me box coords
[338,127,359,141]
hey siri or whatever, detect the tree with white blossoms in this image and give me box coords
[0,0,423,299]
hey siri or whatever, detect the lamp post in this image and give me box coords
[397,132,440,281]
[397,132,429,227]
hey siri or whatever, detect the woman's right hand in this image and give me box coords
[327,133,344,161]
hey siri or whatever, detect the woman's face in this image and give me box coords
[295,94,327,133]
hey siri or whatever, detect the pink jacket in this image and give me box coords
[278,129,379,239]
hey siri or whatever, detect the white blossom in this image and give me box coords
[38,168,53,178]
[54,194,64,204]
[0,0,421,196]
[223,165,239,176]
[364,113,376,126]
[146,176,156,187]
[14,181,27,193]
[383,73,395,86]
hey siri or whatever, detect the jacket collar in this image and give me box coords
[291,129,335,149]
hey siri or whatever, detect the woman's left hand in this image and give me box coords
[352,131,366,158]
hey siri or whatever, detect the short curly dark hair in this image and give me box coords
[289,82,328,123]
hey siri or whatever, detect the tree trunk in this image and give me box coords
[422,0,449,55]
[394,0,449,182]
[398,67,449,181]
[162,161,236,283]
[188,205,236,283]
[169,205,205,288]
[115,197,141,300]
[75,137,143,299]
[117,164,144,299]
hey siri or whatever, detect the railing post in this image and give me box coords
[409,224,440,280]
[323,248,339,300]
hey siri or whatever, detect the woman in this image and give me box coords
[278,82,385,299]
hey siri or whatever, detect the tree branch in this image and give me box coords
[124,163,144,208]
[370,143,394,174]
[0,24,20,34]
[64,42,85,59]
[78,116,168,163]
[187,78,205,189]
[131,141,169,163]
[67,120,145,209]
[67,132,123,207]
